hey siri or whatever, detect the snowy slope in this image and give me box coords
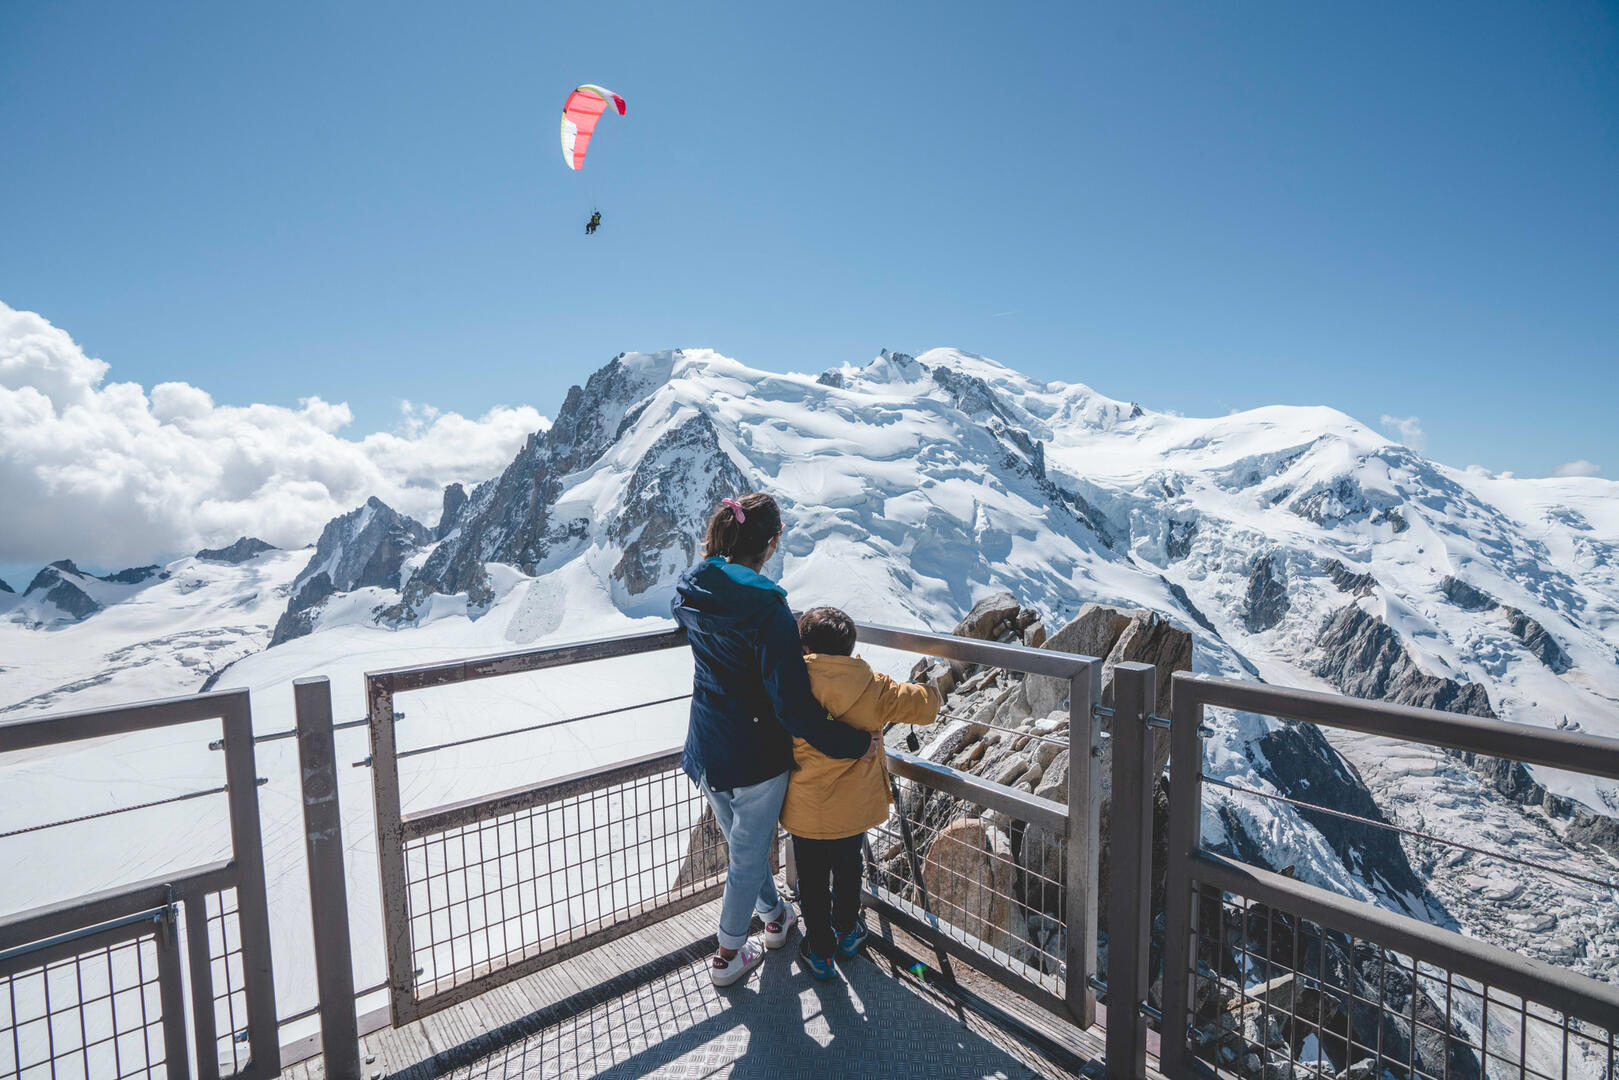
[3,344,1617,1028]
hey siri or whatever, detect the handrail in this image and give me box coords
[365,625,690,692]
[1177,671,1619,779]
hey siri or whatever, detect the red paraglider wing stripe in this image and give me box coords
[562,87,620,170]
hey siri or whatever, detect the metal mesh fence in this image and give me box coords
[865,772,1068,997]
[1,922,171,1080]
[1181,880,1619,1080]
[401,763,721,1002]
[199,889,249,1077]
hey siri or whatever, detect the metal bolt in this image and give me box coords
[1091,745,1103,758]
[207,738,224,751]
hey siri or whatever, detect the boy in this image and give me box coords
[781,606,941,977]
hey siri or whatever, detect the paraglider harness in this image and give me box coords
[585,209,602,236]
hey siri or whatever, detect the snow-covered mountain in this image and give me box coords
[4,344,1616,1031]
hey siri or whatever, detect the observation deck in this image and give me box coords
[2,622,1615,1079]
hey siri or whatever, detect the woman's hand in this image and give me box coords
[861,732,882,763]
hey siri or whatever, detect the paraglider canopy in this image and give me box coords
[560,85,626,171]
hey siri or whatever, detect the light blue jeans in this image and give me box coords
[698,770,789,949]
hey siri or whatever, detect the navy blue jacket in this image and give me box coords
[671,557,869,790]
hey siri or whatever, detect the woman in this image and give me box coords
[670,492,876,987]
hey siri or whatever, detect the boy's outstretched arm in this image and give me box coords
[869,673,942,727]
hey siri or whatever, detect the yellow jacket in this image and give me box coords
[779,653,942,840]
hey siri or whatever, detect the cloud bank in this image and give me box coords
[1553,459,1602,478]
[0,302,547,566]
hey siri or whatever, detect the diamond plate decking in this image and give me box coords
[277,899,1116,1079]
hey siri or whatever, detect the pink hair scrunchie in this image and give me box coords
[721,497,746,523]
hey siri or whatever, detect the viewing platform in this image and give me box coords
[3,622,1616,1079]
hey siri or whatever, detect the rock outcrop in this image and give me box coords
[23,561,102,620]
[270,497,431,646]
[1324,558,1376,597]
[0,577,11,594]
[434,484,467,541]
[1439,575,1496,612]
[609,413,751,596]
[1501,606,1573,673]
[195,537,276,564]
[1241,553,1289,632]
[100,565,165,585]
[1313,604,1496,717]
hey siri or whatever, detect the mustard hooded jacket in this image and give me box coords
[779,653,941,840]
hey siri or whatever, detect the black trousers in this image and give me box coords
[791,833,864,957]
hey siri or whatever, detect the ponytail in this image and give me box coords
[704,492,782,563]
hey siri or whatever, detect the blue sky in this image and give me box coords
[2,0,1616,490]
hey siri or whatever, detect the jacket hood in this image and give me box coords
[671,557,788,631]
[803,654,877,718]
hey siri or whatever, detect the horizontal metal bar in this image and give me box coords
[855,621,1097,680]
[401,748,686,838]
[367,626,690,693]
[0,860,236,951]
[1190,851,1619,1033]
[863,888,1070,1018]
[0,688,248,754]
[1175,671,1619,781]
[408,880,727,1017]
[0,906,167,969]
[395,693,692,761]
[885,748,1069,835]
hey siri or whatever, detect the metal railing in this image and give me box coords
[1102,670,1619,1080]
[0,690,279,1080]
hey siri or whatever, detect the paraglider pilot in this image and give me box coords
[585,210,601,236]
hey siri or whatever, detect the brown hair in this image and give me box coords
[703,492,783,564]
[797,606,856,656]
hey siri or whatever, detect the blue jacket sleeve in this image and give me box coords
[757,602,870,759]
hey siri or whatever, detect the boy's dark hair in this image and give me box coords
[798,606,857,656]
[703,493,782,563]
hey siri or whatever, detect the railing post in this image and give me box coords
[1106,663,1157,1079]
[1064,658,1104,1028]
[1158,671,1205,1079]
[294,678,361,1080]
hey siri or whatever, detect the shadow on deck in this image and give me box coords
[278,900,1113,1080]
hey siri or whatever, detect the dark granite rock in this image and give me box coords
[22,562,102,620]
[1313,605,1496,718]
[99,565,165,585]
[1323,559,1376,597]
[196,537,277,564]
[0,577,13,594]
[815,369,845,388]
[1501,606,1573,673]
[1166,518,1198,560]
[608,412,751,596]
[1242,553,1290,633]
[434,483,468,541]
[270,572,336,646]
[271,497,431,645]
[1438,575,1497,612]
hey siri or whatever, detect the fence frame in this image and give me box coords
[0,689,280,1080]
[1152,671,1619,1079]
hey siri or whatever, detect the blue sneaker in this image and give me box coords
[835,921,868,959]
[798,938,838,980]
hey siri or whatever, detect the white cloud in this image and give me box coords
[0,302,548,566]
[1380,414,1427,451]
[1553,459,1602,478]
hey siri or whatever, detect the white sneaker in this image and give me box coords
[711,941,765,987]
[763,905,796,950]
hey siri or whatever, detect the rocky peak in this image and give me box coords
[100,565,166,585]
[196,537,277,564]
[21,561,101,621]
[608,412,751,598]
[1324,558,1377,597]
[1313,604,1496,718]
[1242,553,1290,633]
[0,577,12,594]
[271,497,430,646]
[1439,575,1497,612]
[435,483,468,541]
